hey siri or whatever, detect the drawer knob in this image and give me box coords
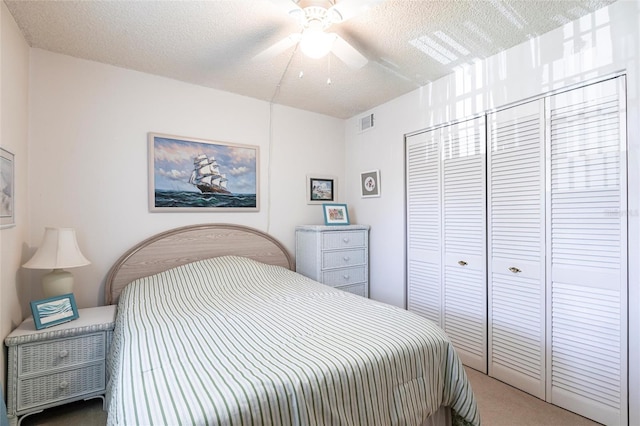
[343,237,350,243]
[59,381,69,390]
[458,260,468,266]
[343,275,350,280]
[509,267,522,273]
[343,256,351,262]
[59,350,69,358]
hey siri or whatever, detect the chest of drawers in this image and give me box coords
[295,225,370,297]
[4,305,117,426]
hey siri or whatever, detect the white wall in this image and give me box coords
[345,0,639,422]
[26,49,345,308]
[0,1,30,387]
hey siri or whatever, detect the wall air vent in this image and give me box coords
[359,113,374,132]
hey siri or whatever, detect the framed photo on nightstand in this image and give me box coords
[30,293,79,330]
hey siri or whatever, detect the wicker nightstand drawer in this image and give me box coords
[322,249,366,269]
[17,363,106,411]
[322,266,366,286]
[322,231,366,250]
[19,333,106,375]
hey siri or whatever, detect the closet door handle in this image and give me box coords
[509,267,522,273]
[458,260,468,266]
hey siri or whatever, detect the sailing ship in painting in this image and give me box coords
[189,154,231,194]
[151,134,258,209]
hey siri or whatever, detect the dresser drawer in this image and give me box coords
[322,249,366,269]
[322,231,366,250]
[17,363,105,411]
[322,266,366,286]
[19,333,106,376]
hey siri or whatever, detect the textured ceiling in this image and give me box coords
[5,0,617,119]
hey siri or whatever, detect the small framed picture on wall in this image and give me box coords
[360,170,381,198]
[307,175,337,205]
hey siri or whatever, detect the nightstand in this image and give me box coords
[296,225,370,297]
[4,305,117,426]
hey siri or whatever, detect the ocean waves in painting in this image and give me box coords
[38,299,74,325]
[155,191,257,208]
[39,301,71,317]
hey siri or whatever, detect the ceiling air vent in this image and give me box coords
[359,113,374,132]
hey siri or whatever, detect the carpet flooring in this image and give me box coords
[464,367,601,426]
[19,367,602,425]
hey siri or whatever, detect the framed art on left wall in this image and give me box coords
[0,147,15,229]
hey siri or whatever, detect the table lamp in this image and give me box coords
[23,227,91,297]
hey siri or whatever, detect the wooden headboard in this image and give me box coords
[105,223,293,304]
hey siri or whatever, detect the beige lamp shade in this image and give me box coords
[23,227,91,297]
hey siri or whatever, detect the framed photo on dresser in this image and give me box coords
[322,203,350,225]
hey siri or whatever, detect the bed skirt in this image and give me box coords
[422,406,451,426]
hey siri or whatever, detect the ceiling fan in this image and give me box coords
[254,0,384,69]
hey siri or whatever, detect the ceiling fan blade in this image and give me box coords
[327,0,385,23]
[268,0,304,22]
[253,34,301,62]
[331,34,367,69]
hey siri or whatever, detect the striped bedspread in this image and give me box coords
[106,256,480,426]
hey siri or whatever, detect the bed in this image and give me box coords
[104,223,480,426]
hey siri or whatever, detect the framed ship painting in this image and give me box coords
[148,133,259,211]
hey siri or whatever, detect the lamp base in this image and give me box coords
[42,269,74,298]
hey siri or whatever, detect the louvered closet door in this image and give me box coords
[547,77,627,426]
[442,118,487,373]
[406,130,442,325]
[488,99,546,398]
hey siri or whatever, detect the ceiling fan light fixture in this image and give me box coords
[300,27,335,59]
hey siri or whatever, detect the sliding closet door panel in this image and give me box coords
[406,131,442,325]
[442,117,487,373]
[406,119,487,374]
[547,77,627,426]
[488,99,546,398]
